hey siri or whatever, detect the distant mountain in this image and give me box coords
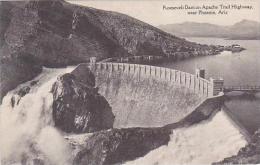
[158,20,260,40]
[228,20,260,40]
[0,0,216,101]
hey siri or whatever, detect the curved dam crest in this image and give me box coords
[87,62,209,128]
[86,61,250,137]
[83,62,250,137]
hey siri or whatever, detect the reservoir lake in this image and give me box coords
[159,37,260,135]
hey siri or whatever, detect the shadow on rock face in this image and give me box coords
[51,66,115,133]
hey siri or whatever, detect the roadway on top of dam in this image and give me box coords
[91,60,260,96]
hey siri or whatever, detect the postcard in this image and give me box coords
[0,0,259,164]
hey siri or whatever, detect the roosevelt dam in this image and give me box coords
[85,56,259,142]
[1,1,259,164]
[89,57,260,98]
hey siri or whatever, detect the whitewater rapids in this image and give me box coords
[0,67,75,165]
[124,110,247,165]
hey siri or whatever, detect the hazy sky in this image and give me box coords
[67,0,260,26]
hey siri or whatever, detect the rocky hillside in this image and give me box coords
[83,7,206,56]
[0,0,217,102]
[159,20,260,40]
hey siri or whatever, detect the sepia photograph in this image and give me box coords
[0,0,259,164]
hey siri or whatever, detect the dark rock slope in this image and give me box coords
[51,66,114,133]
[214,129,260,164]
[0,0,216,102]
[84,7,212,56]
[72,128,171,165]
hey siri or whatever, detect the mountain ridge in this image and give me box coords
[158,20,260,40]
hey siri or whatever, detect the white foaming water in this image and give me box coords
[0,66,75,165]
[124,110,248,165]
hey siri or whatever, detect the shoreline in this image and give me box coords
[104,46,244,65]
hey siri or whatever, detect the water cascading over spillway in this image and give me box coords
[0,67,75,165]
[124,110,247,165]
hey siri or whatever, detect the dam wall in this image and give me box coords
[74,63,248,141]
[82,62,209,128]
[92,62,213,97]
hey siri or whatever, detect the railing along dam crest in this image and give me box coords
[88,58,225,98]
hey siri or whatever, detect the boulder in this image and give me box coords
[72,127,171,165]
[51,67,114,133]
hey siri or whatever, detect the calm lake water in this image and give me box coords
[159,37,260,135]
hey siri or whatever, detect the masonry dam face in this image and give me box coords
[90,62,216,128]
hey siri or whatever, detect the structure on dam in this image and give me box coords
[89,57,224,98]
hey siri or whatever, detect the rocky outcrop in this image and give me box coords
[71,127,171,165]
[214,129,260,164]
[51,66,114,133]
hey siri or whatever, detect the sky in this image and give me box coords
[67,0,260,26]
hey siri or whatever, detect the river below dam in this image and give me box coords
[159,37,260,135]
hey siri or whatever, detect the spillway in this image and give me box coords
[0,67,75,165]
[124,110,247,165]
